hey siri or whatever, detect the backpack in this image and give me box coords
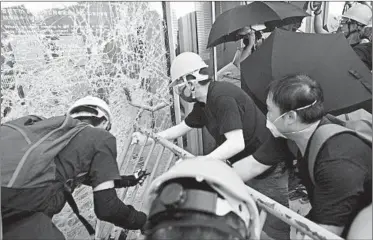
[307,115,372,236]
[0,115,95,236]
[308,114,372,186]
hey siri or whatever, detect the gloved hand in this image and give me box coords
[134,169,150,186]
[140,221,152,236]
[132,132,155,146]
[114,170,150,188]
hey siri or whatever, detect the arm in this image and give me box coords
[233,136,293,182]
[90,135,147,230]
[234,31,255,67]
[93,187,146,230]
[206,129,245,162]
[233,155,271,182]
[318,224,343,236]
[314,12,329,34]
[157,120,193,140]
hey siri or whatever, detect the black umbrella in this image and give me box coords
[207,1,310,48]
[241,28,372,115]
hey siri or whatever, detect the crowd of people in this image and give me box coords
[1,1,372,240]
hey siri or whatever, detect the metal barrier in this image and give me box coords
[95,128,344,240]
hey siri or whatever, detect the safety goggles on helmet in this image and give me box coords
[171,67,210,95]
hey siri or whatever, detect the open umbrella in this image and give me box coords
[241,28,372,115]
[207,1,310,48]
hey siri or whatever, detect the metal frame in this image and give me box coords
[95,126,345,240]
[211,1,218,81]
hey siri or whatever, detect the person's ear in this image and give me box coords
[285,111,298,125]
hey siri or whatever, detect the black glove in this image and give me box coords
[114,169,150,188]
[134,169,150,186]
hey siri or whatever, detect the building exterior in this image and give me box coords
[178,11,198,53]
[1,5,35,34]
[194,2,212,62]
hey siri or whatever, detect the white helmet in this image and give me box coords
[67,96,113,124]
[342,4,372,26]
[143,159,261,239]
[170,52,208,86]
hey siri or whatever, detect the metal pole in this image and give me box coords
[138,128,194,158]
[162,1,183,148]
[138,134,344,240]
[211,1,218,81]
[245,186,343,240]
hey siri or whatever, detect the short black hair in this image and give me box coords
[75,116,107,127]
[267,75,324,124]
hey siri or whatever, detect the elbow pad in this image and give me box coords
[93,188,147,230]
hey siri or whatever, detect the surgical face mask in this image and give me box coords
[266,117,287,138]
[266,100,317,138]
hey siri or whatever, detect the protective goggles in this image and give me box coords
[172,68,210,95]
[340,18,364,27]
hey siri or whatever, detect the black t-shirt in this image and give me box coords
[353,42,372,70]
[2,127,121,222]
[253,117,372,231]
[185,81,270,163]
[55,126,121,188]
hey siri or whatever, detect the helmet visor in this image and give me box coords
[169,67,210,88]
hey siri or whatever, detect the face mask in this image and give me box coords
[266,100,317,138]
[174,71,208,103]
[266,118,287,138]
[178,84,198,103]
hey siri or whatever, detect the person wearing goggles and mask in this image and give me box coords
[133,52,290,239]
[313,2,372,47]
[233,75,371,238]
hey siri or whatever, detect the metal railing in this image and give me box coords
[95,126,343,240]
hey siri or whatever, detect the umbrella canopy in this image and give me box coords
[207,1,310,48]
[241,28,372,115]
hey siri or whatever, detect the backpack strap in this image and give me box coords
[63,189,95,237]
[63,172,95,237]
[308,124,355,186]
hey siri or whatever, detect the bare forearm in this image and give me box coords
[207,139,244,162]
[157,121,192,140]
[319,224,344,236]
[314,14,328,34]
[233,155,271,182]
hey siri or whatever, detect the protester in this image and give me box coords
[1,96,148,240]
[353,40,372,70]
[233,75,372,238]
[232,16,304,68]
[352,25,372,70]
[133,52,290,239]
[142,158,261,240]
[313,2,372,47]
